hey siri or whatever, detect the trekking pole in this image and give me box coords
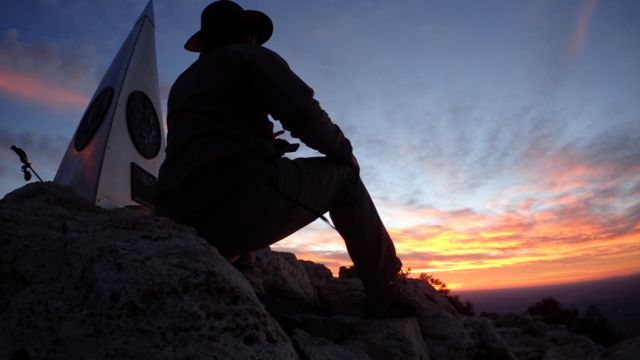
[318,214,336,231]
[10,145,43,182]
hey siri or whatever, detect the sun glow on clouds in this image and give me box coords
[0,68,89,111]
[273,143,640,291]
[565,0,598,62]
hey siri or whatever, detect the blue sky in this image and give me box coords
[1,0,639,289]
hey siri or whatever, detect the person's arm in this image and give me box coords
[249,46,355,166]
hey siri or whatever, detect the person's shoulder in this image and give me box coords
[198,44,290,71]
[222,43,283,60]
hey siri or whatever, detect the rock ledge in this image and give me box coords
[1,183,636,360]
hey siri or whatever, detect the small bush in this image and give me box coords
[338,265,358,279]
[419,273,475,316]
[527,297,622,346]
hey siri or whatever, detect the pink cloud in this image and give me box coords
[273,147,640,290]
[0,28,97,111]
[565,0,598,62]
[0,68,89,111]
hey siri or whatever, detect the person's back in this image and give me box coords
[157,44,278,217]
[155,0,418,319]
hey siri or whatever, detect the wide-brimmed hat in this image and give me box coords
[185,0,273,52]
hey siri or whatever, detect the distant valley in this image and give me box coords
[457,273,640,338]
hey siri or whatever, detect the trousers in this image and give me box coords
[176,156,402,292]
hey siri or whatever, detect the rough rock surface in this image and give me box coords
[493,314,604,360]
[463,317,517,360]
[292,329,371,360]
[0,183,296,360]
[1,183,638,360]
[416,299,476,360]
[292,315,430,360]
[601,337,640,360]
[253,248,319,311]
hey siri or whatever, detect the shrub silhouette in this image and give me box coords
[338,265,358,278]
[527,297,622,346]
[527,297,578,325]
[339,266,475,316]
[419,273,475,316]
[576,305,623,346]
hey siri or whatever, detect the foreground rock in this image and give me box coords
[292,316,429,360]
[1,183,638,360]
[601,337,640,360]
[0,183,296,360]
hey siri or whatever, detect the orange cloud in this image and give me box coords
[273,148,640,291]
[0,68,89,111]
[277,206,639,291]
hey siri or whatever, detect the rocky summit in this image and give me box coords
[1,182,638,360]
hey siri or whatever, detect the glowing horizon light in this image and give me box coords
[273,151,640,291]
[1,0,638,294]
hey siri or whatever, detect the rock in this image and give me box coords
[542,330,602,359]
[253,248,319,312]
[0,183,298,360]
[493,313,548,337]
[348,318,430,360]
[403,278,457,314]
[543,343,601,360]
[307,269,473,359]
[496,326,603,360]
[372,277,474,359]
[293,315,430,360]
[292,329,371,360]
[299,260,333,289]
[391,277,474,360]
[311,273,474,359]
[298,261,368,316]
[2,182,628,360]
[496,327,548,360]
[318,277,367,316]
[601,336,640,360]
[416,300,475,360]
[463,317,517,360]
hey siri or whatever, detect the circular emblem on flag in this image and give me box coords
[126,91,161,159]
[74,87,114,151]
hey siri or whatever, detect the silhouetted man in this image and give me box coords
[155,0,417,319]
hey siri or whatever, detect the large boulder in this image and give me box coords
[300,264,474,359]
[253,248,319,311]
[316,276,367,317]
[601,336,640,360]
[2,182,633,360]
[391,278,474,360]
[0,183,298,360]
[292,315,430,360]
[300,262,368,316]
[542,330,603,360]
[299,259,333,289]
[463,316,517,360]
[494,314,604,360]
[291,329,371,360]
[416,299,476,360]
[346,317,430,360]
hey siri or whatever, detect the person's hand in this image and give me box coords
[274,138,292,156]
[273,130,299,157]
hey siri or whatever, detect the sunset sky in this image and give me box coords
[0,0,638,291]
